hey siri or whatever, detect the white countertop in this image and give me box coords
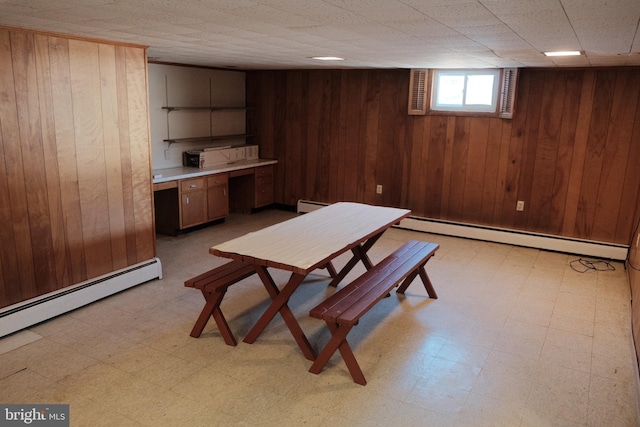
[152,158,277,183]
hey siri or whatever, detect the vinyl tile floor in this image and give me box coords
[1,208,639,426]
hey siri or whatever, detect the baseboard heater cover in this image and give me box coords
[0,258,163,338]
[296,200,628,261]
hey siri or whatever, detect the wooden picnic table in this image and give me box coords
[209,202,411,360]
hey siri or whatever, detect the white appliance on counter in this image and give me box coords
[184,145,259,168]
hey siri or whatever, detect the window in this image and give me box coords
[430,69,501,113]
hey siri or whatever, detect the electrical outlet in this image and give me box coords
[164,149,170,160]
[376,185,383,194]
[516,200,525,211]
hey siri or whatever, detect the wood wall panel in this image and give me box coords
[70,39,113,280]
[247,67,640,246]
[35,34,69,291]
[0,29,22,303]
[49,36,87,286]
[99,43,128,271]
[0,27,154,309]
[4,31,38,301]
[562,70,595,237]
[115,45,138,266]
[124,47,155,263]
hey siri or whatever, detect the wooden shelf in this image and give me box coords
[162,106,254,112]
[163,134,254,144]
[163,105,254,146]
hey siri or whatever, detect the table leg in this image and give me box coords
[244,267,317,361]
[323,261,337,278]
[328,231,384,287]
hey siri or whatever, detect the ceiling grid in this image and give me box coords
[0,0,638,68]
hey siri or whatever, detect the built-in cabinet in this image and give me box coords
[207,174,230,221]
[177,173,229,229]
[228,165,275,214]
[255,165,275,208]
[179,177,209,228]
[154,164,274,235]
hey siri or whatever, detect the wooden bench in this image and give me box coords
[308,240,439,385]
[184,260,256,346]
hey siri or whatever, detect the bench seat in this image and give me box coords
[309,240,439,384]
[184,260,256,346]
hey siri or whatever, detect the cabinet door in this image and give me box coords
[207,174,229,220]
[255,165,274,208]
[180,178,207,228]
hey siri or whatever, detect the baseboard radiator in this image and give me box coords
[0,258,163,338]
[297,200,629,261]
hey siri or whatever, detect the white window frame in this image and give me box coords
[430,69,501,114]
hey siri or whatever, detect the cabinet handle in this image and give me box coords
[223,188,226,196]
[186,196,190,204]
[189,184,196,188]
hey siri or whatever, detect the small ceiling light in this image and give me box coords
[310,56,345,61]
[544,51,581,57]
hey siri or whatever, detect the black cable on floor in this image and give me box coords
[570,258,616,273]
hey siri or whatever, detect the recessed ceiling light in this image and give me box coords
[310,56,345,61]
[544,51,581,57]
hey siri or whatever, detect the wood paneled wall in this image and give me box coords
[247,67,640,246]
[0,27,155,309]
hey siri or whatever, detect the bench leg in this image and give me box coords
[190,289,224,338]
[418,266,438,299]
[190,289,238,346]
[396,263,438,299]
[309,322,366,385]
[396,268,420,294]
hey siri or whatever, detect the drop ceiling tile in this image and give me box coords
[478,39,533,51]
[532,41,584,53]
[456,23,514,35]
[480,0,562,16]
[573,19,639,53]
[346,23,415,39]
[424,34,488,49]
[259,0,347,16]
[81,19,142,32]
[0,0,73,13]
[421,1,499,21]
[19,8,93,23]
[561,0,640,21]
[55,5,129,21]
[546,55,591,67]
[385,18,460,37]
[298,11,372,26]
[286,25,361,41]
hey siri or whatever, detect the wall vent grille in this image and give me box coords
[408,69,428,115]
[499,68,518,119]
